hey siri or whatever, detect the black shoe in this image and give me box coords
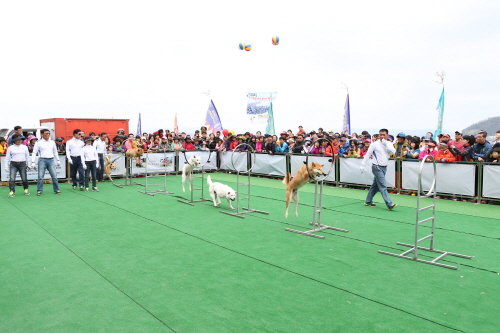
[364,202,376,207]
[55,191,61,195]
[388,204,398,211]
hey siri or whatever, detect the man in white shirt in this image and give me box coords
[31,129,61,195]
[94,132,108,182]
[66,128,85,190]
[5,134,31,197]
[360,128,397,210]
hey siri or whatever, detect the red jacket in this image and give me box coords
[435,149,456,162]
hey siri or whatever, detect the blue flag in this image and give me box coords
[136,113,142,136]
[204,100,223,134]
[266,99,275,135]
[342,94,351,135]
[434,88,445,138]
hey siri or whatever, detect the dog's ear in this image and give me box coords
[228,192,231,196]
[321,164,324,167]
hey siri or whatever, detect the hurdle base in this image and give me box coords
[285,222,349,239]
[140,190,174,196]
[219,208,269,219]
[178,197,212,206]
[379,242,473,270]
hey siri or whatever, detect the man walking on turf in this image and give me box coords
[31,129,61,195]
[360,128,397,210]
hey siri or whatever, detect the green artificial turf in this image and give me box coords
[1,173,499,332]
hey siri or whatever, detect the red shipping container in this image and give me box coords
[40,118,130,141]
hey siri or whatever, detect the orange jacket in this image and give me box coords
[435,149,456,162]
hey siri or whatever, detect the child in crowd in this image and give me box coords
[347,139,360,157]
[406,138,421,159]
[171,137,182,151]
[487,147,500,163]
[113,138,124,152]
[418,141,438,161]
[255,137,264,152]
[359,139,371,157]
[182,137,195,150]
[435,142,456,162]
[0,137,8,154]
[216,138,225,152]
[309,141,321,155]
[26,137,38,153]
[81,136,99,192]
[229,136,238,150]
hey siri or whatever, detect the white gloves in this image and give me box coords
[31,162,37,169]
[5,167,9,173]
[83,164,87,170]
[68,158,73,165]
[96,164,100,169]
[360,165,365,173]
[56,161,61,167]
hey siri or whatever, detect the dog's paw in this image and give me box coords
[295,212,298,217]
[285,212,288,218]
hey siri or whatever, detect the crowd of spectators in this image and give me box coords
[2,125,499,202]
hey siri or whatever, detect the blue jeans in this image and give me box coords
[97,153,104,181]
[70,156,84,187]
[9,162,29,192]
[37,158,60,193]
[84,161,97,189]
[366,165,393,208]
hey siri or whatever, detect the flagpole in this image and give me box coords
[434,71,446,138]
[341,83,350,135]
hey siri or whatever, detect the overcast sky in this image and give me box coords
[1,1,499,135]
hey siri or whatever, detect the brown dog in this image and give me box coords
[125,148,144,167]
[283,162,324,218]
[103,155,117,181]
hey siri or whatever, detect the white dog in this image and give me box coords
[182,155,202,192]
[207,175,236,209]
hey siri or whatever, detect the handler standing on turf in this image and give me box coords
[360,128,397,210]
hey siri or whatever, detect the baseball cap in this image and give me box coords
[397,133,406,138]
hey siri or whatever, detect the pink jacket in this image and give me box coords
[418,148,437,161]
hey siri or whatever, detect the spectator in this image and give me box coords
[26,137,38,153]
[23,133,36,146]
[256,136,264,152]
[359,139,371,157]
[248,136,257,151]
[488,147,500,163]
[55,137,66,154]
[297,126,306,135]
[171,137,182,151]
[263,136,276,154]
[275,137,289,154]
[113,138,125,152]
[339,137,349,157]
[309,141,321,155]
[451,135,475,162]
[492,130,500,145]
[215,138,225,152]
[392,133,409,159]
[291,134,305,154]
[435,142,456,162]
[8,126,24,145]
[449,131,464,150]
[418,141,438,161]
[149,134,160,150]
[472,132,492,162]
[182,137,195,150]
[406,137,421,160]
[347,139,360,157]
[157,137,170,151]
[0,137,7,154]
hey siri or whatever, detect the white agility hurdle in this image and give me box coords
[219,144,269,218]
[177,150,213,205]
[285,138,349,239]
[135,150,174,196]
[378,155,473,269]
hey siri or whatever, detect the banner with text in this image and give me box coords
[1,156,67,181]
[246,91,277,133]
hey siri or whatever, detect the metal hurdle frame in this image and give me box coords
[219,144,269,218]
[177,150,213,205]
[113,154,134,188]
[378,155,473,269]
[285,138,349,239]
[135,149,174,196]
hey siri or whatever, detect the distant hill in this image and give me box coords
[463,117,500,136]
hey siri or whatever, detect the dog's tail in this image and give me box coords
[283,173,291,186]
[207,175,213,186]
